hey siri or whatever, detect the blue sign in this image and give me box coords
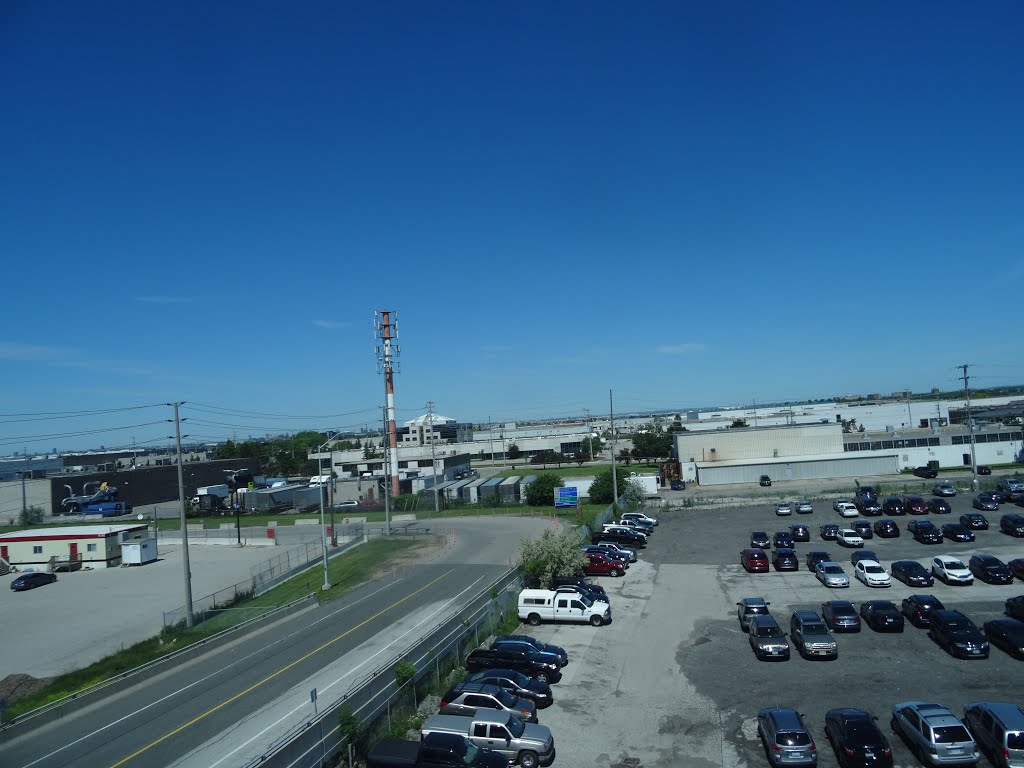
[554,486,578,508]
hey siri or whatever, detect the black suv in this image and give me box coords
[1000,513,1024,537]
[463,668,553,708]
[550,577,606,602]
[928,609,990,658]
[824,708,893,768]
[901,594,944,627]
[968,555,1014,584]
[493,635,568,667]
[855,498,883,516]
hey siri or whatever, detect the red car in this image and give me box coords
[582,552,624,578]
[903,496,929,515]
[741,548,770,573]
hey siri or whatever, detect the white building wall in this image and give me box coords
[675,424,843,463]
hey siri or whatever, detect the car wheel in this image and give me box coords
[612,569,623,577]
[590,614,604,627]
[535,671,549,683]
[527,613,541,626]
[519,751,538,768]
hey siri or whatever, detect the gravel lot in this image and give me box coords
[523,490,1024,768]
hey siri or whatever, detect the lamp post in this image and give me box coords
[315,437,337,546]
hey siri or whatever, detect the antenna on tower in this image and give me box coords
[374,311,401,522]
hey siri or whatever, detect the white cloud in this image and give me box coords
[312,319,351,329]
[657,343,705,355]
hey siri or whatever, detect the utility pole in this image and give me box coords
[609,390,618,506]
[170,402,194,628]
[427,401,440,517]
[381,406,391,535]
[958,364,979,490]
[905,392,913,429]
[584,408,594,464]
[488,417,494,464]
[317,461,330,591]
[753,398,758,428]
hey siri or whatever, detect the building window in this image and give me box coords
[87,543,97,552]
[33,545,43,554]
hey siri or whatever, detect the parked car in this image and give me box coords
[795,500,814,514]
[983,620,1024,661]
[805,551,832,571]
[891,560,934,588]
[855,498,883,516]
[873,518,900,538]
[855,485,878,503]
[580,545,629,568]
[438,682,537,723]
[789,610,838,660]
[908,519,944,544]
[969,555,1015,585]
[942,523,976,543]
[621,511,658,527]
[493,637,567,667]
[420,712,555,768]
[903,496,929,515]
[823,708,893,768]
[549,576,607,600]
[996,477,1024,501]
[517,589,609,628]
[913,466,938,479]
[815,561,850,588]
[463,669,553,709]
[367,733,509,768]
[927,499,952,515]
[882,497,905,516]
[974,493,1000,511]
[901,594,945,627]
[1009,559,1024,581]
[960,513,989,530]
[932,555,974,585]
[851,549,879,566]
[750,531,771,549]
[978,465,992,475]
[962,701,1024,767]
[890,702,980,764]
[757,707,816,766]
[833,500,858,517]
[582,551,625,577]
[1000,513,1024,537]
[789,524,810,542]
[929,609,989,659]
[819,524,840,541]
[772,548,799,572]
[933,482,957,497]
[9,572,57,591]
[591,540,638,562]
[854,560,892,588]
[836,529,864,548]
[773,531,795,548]
[741,548,770,573]
[860,600,904,632]
[736,597,771,631]
[852,520,874,539]
[748,615,790,661]
[760,475,772,486]
[821,600,861,632]
[617,518,653,537]
[464,648,561,684]
[1007,596,1024,622]
[591,528,645,548]
[775,502,793,516]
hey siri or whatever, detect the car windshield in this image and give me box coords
[932,725,972,743]
[578,594,593,607]
[507,717,525,737]
[946,620,976,635]
[846,723,881,743]
[945,560,966,569]
[462,742,481,765]
[756,625,783,638]
[865,565,885,574]
[1007,732,1024,750]
[804,623,829,635]
[833,606,856,616]
[495,688,517,706]
[777,731,812,746]
[823,565,843,574]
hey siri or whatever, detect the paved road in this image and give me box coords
[0,517,551,768]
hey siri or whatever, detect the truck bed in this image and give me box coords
[365,738,422,768]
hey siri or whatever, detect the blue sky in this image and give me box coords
[2,2,1022,453]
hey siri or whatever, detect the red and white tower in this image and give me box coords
[374,310,401,498]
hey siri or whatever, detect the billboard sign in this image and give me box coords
[554,486,578,508]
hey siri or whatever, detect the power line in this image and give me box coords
[0,404,165,424]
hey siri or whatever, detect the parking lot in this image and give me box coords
[521,491,1024,768]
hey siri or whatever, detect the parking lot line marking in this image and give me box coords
[106,568,455,768]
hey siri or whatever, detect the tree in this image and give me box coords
[519,528,587,588]
[588,467,637,505]
[729,418,748,429]
[617,448,632,466]
[523,472,564,507]
[507,442,521,460]
[578,436,604,463]
[631,424,673,461]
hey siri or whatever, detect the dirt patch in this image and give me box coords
[0,673,53,707]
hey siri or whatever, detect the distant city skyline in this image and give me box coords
[3,3,1022,453]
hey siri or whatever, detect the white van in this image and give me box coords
[518,589,611,627]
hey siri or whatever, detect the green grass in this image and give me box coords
[1,536,430,721]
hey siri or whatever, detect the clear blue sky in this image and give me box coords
[2,2,1022,453]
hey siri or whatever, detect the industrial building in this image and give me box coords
[674,422,1024,486]
[0,524,150,570]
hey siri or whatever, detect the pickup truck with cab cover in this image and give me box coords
[421,711,556,768]
[366,732,508,768]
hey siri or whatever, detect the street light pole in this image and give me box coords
[318,472,330,591]
[427,401,440,517]
[959,364,979,491]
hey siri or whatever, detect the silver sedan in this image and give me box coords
[815,561,850,588]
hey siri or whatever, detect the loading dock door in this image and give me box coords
[963,453,971,466]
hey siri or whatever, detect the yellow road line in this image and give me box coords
[109,568,454,768]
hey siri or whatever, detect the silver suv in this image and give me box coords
[439,682,537,723]
[962,702,1024,768]
[789,610,838,660]
[748,614,790,661]
[757,707,817,766]
[890,701,980,765]
[996,477,1024,500]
